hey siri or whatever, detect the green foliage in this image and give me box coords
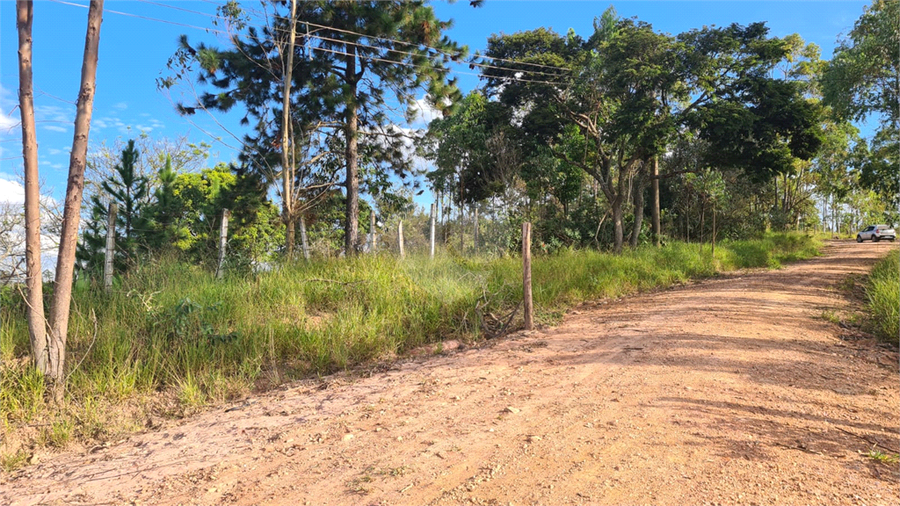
[142,163,282,269]
[77,139,151,276]
[866,253,899,344]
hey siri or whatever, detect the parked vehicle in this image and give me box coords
[856,224,896,242]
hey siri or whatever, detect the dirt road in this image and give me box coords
[3,241,898,506]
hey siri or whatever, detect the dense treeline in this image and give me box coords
[60,1,895,278]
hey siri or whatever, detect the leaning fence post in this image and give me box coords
[522,221,533,330]
[103,201,117,291]
[429,203,436,259]
[216,209,230,279]
[398,220,405,258]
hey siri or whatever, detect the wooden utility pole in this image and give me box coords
[103,202,117,291]
[47,0,105,387]
[17,0,48,373]
[429,203,436,259]
[522,222,533,331]
[216,209,229,279]
[398,220,405,258]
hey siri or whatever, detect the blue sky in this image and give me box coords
[0,0,872,205]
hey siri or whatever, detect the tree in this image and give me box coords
[45,0,105,387]
[16,0,48,373]
[822,0,899,212]
[171,1,465,256]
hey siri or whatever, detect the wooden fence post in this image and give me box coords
[299,214,310,261]
[429,203,436,259]
[522,221,533,331]
[473,207,479,253]
[103,201,117,291]
[370,211,377,253]
[398,220,405,258]
[216,209,229,279]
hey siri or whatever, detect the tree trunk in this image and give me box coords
[612,199,624,254]
[631,175,644,249]
[47,0,104,387]
[651,156,660,247]
[17,0,48,374]
[344,46,359,255]
[280,0,298,259]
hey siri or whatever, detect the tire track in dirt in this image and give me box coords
[2,241,897,505]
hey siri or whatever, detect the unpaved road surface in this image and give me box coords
[3,241,898,506]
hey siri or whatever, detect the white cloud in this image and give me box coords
[43,125,67,133]
[0,175,25,204]
[113,102,128,111]
[409,95,447,128]
[0,110,19,132]
[48,148,65,156]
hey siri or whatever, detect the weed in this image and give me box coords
[346,474,373,494]
[867,449,900,465]
[820,310,841,325]
[0,450,29,472]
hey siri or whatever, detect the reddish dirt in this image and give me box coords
[2,241,898,506]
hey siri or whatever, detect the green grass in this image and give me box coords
[865,253,899,344]
[0,233,820,457]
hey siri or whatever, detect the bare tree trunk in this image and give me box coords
[612,199,624,254]
[344,46,359,255]
[47,0,104,387]
[398,220,405,258]
[280,0,298,259]
[17,0,48,373]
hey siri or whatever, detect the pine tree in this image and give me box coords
[168,1,465,255]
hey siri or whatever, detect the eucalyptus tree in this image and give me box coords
[822,0,899,212]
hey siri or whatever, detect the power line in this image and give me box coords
[53,0,570,87]
[188,0,573,73]
[308,45,567,87]
[49,0,228,35]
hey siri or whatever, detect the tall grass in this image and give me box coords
[866,253,899,344]
[0,233,820,460]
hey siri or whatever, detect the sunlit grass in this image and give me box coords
[0,232,820,457]
[866,253,899,344]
